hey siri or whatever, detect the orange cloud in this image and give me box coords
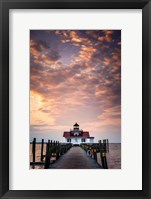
[98,36,104,42]
[103,57,111,66]
[30,30,121,141]
[103,30,114,35]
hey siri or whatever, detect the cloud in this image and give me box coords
[30,39,50,56]
[30,30,121,142]
[85,30,100,38]
[97,30,114,43]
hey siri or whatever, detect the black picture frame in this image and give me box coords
[0,0,150,198]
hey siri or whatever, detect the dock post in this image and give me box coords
[102,140,108,169]
[50,140,53,147]
[32,138,36,169]
[32,138,36,163]
[107,139,109,153]
[99,140,102,166]
[44,139,51,169]
[41,139,44,161]
[56,141,60,160]
[99,140,108,169]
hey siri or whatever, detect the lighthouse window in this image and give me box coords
[81,138,85,142]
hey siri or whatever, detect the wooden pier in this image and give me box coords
[30,138,109,169]
[49,146,102,169]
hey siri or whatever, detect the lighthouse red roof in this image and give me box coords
[63,132,71,137]
[82,132,90,137]
[63,131,90,138]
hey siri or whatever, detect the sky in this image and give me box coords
[30,30,121,143]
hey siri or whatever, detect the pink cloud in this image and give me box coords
[30,30,121,141]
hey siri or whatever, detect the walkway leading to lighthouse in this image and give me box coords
[49,146,102,169]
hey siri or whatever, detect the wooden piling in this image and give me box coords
[32,138,36,163]
[44,139,51,169]
[41,139,44,161]
[101,151,108,169]
[50,140,53,147]
[56,141,60,160]
[107,139,109,152]
[99,140,102,152]
[100,139,108,169]
[103,139,107,152]
[30,138,75,169]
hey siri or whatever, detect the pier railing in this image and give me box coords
[30,138,72,169]
[80,139,109,169]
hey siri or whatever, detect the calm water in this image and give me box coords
[30,143,121,169]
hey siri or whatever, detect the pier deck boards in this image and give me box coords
[49,146,102,169]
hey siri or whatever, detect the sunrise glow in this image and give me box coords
[30,30,121,143]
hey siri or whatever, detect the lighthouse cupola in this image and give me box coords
[73,122,79,131]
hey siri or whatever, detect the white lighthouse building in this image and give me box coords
[63,123,94,144]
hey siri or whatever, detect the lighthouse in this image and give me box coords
[63,123,94,144]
